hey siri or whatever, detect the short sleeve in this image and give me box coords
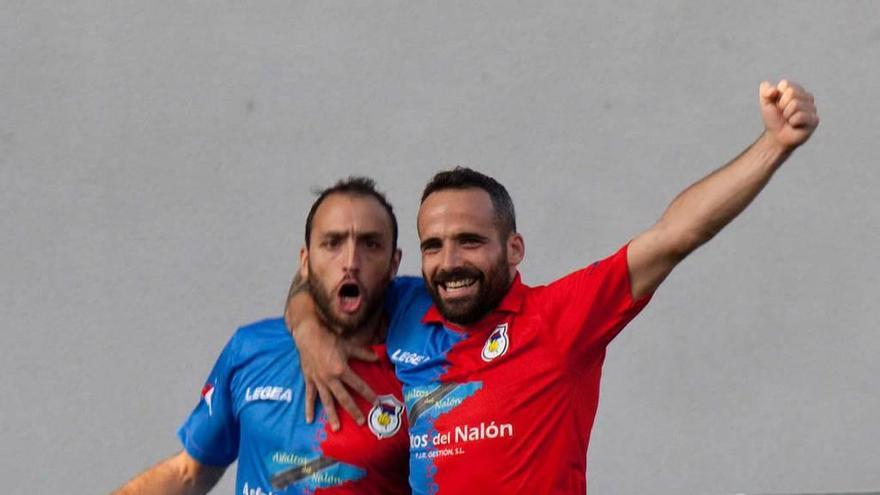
[176,334,241,467]
[539,244,652,360]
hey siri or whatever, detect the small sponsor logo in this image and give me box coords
[368,395,404,439]
[267,451,365,490]
[245,386,293,403]
[390,348,429,366]
[201,382,215,416]
[481,323,509,362]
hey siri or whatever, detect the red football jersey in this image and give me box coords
[386,245,651,493]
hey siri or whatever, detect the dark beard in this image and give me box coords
[424,252,511,325]
[308,267,387,337]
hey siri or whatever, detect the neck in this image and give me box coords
[334,311,386,347]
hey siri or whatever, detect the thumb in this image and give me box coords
[759,81,779,104]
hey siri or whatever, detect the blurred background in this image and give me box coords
[2,1,878,493]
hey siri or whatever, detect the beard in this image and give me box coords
[308,264,389,336]
[424,251,512,326]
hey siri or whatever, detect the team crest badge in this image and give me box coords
[368,395,404,439]
[201,382,215,416]
[481,323,510,362]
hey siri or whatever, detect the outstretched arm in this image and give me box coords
[628,80,819,299]
[284,273,378,431]
[111,451,225,495]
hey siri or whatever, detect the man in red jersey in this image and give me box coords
[288,80,819,493]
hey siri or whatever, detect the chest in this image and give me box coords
[391,313,574,429]
[230,356,408,487]
[392,312,561,384]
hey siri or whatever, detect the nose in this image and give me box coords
[439,244,461,271]
[343,239,360,273]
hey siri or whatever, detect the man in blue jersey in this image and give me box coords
[112,177,411,495]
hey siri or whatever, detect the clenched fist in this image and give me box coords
[760,80,819,151]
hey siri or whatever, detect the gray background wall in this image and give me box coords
[2,1,878,493]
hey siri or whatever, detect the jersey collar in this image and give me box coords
[421,272,526,327]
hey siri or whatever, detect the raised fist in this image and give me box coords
[759,80,819,151]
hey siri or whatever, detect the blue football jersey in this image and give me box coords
[178,318,409,495]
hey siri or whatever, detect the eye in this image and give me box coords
[459,236,485,247]
[322,237,341,249]
[364,239,381,250]
[420,240,441,254]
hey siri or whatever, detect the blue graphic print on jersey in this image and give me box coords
[263,448,366,493]
[403,381,481,494]
[384,277,481,494]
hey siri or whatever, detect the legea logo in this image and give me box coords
[390,348,428,366]
[245,386,292,403]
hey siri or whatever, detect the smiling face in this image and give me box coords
[301,192,400,337]
[418,188,524,325]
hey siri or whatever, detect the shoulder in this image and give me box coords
[386,276,432,317]
[389,276,428,299]
[539,247,630,294]
[387,276,432,317]
[227,317,298,363]
[385,276,435,347]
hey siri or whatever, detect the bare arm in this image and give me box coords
[628,80,819,299]
[284,273,378,431]
[111,451,225,495]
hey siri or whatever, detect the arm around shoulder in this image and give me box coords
[284,278,378,430]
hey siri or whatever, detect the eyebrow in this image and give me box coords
[320,230,386,241]
[420,232,490,250]
[357,232,384,242]
[455,232,489,242]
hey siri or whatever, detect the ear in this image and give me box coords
[299,245,309,281]
[390,248,402,278]
[506,233,524,268]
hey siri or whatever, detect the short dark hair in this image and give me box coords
[421,167,516,236]
[305,176,398,250]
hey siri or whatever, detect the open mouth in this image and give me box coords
[338,283,363,313]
